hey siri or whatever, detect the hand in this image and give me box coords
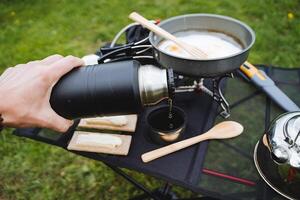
[0,55,84,132]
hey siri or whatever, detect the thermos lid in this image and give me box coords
[266,111,300,168]
[138,65,174,105]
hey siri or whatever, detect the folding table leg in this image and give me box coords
[105,163,160,200]
[162,182,172,196]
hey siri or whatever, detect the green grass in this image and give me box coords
[0,0,300,199]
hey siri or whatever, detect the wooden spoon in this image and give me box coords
[141,121,243,163]
[129,12,208,59]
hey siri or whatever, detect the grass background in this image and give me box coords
[0,0,299,199]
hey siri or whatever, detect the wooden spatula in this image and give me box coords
[129,12,208,59]
[141,121,243,163]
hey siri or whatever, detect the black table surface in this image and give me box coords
[14,65,300,200]
[195,66,300,200]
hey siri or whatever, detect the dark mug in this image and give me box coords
[147,105,186,145]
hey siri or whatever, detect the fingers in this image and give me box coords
[40,54,64,65]
[0,67,14,78]
[0,67,20,84]
[45,112,74,132]
[26,60,41,66]
[48,55,84,82]
[25,54,63,66]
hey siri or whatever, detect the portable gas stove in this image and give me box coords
[81,14,255,118]
[88,26,241,118]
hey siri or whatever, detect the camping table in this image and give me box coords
[14,65,300,200]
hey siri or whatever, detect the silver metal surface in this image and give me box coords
[266,111,300,168]
[149,13,256,77]
[156,126,184,142]
[157,127,184,142]
[150,127,185,143]
[254,141,296,200]
[152,13,255,59]
[147,105,186,144]
[138,65,169,105]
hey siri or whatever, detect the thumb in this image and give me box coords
[46,112,74,133]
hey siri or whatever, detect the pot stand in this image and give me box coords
[175,74,232,118]
[97,37,154,64]
[97,41,233,118]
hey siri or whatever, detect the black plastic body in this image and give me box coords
[50,60,142,119]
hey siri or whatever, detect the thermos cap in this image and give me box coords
[138,65,173,105]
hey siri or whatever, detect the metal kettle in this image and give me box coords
[266,112,300,168]
[254,112,300,200]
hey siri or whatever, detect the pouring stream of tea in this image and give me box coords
[129,12,208,59]
[141,121,243,163]
[168,99,173,129]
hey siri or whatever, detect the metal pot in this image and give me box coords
[149,14,256,77]
[254,112,300,200]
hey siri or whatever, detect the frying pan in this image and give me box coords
[98,14,255,77]
[149,14,256,77]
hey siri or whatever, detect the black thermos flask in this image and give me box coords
[50,60,175,119]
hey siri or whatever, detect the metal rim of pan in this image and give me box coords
[149,13,256,62]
